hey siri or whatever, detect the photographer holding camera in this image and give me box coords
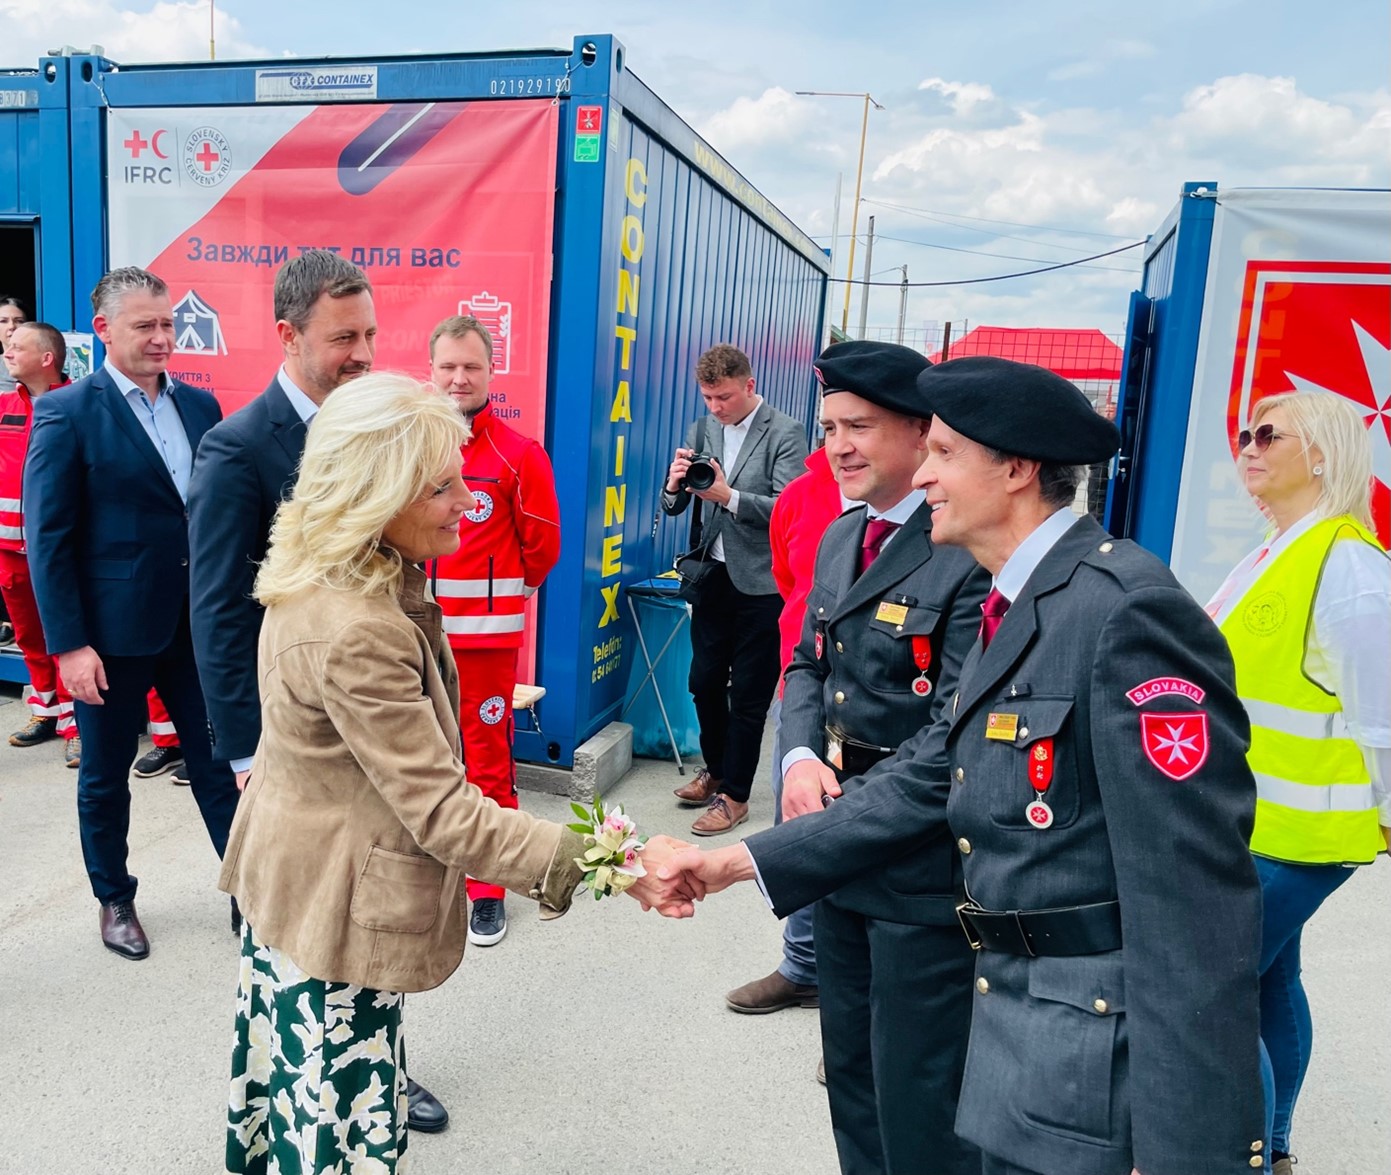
[661,344,808,835]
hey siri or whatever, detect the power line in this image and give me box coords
[868,231,1140,273]
[861,197,1136,241]
[825,240,1146,286]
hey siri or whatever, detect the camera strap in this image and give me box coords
[688,416,710,554]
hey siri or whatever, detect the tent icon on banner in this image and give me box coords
[173,289,229,356]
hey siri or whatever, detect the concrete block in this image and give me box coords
[516,721,633,802]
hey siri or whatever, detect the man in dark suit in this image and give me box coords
[661,343,808,835]
[187,249,450,1135]
[664,358,1265,1175]
[736,341,988,1174]
[23,267,239,960]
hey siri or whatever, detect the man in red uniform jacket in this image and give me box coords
[0,322,78,764]
[428,314,562,947]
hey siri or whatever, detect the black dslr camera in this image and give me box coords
[681,454,719,492]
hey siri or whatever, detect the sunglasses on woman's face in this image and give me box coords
[1238,423,1288,452]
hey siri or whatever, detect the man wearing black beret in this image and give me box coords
[664,356,1265,1175]
[728,340,989,1174]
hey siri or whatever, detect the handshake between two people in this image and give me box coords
[621,835,758,920]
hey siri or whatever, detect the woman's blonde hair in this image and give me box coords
[1250,391,1373,527]
[255,373,468,606]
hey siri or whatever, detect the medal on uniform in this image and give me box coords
[815,630,824,660]
[910,635,933,697]
[1025,737,1055,828]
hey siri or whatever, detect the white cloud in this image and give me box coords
[917,77,996,116]
[1048,38,1156,82]
[1,0,269,64]
[695,86,817,152]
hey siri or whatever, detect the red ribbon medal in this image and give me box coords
[911,635,933,697]
[1025,737,1055,828]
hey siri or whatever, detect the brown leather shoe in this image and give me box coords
[725,969,819,1014]
[99,900,150,960]
[674,767,722,807]
[691,794,749,836]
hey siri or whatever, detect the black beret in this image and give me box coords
[915,356,1120,464]
[814,340,932,418]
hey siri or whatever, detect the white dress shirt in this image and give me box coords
[277,365,319,424]
[709,400,760,563]
[106,359,193,502]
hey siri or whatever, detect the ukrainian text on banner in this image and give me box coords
[1169,188,1390,603]
[105,101,557,435]
[106,101,560,681]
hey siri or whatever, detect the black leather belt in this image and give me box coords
[956,900,1122,957]
[826,725,894,778]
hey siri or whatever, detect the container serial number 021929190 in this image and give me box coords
[489,76,570,96]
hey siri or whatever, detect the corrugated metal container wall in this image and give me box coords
[538,86,826,764]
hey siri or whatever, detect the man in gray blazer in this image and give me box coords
[661,344,808,835]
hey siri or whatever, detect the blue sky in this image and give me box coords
[6,0,1389,339]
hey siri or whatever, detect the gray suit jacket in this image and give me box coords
[781,500,989,922]
[747,516,1263,1174]
[660,401,807,596]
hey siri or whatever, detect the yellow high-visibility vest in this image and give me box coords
[1220,515,1385,865]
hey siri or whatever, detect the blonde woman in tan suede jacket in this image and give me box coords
[219,374,691,1175]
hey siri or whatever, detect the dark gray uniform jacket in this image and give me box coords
[781,499,989,922]
[747,516,1265,1175]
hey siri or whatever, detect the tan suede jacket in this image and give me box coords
[218,561,584,992]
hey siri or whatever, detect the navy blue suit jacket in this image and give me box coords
[189,377,306,762]
[23,366,223,657]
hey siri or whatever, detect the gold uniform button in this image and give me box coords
[1099,541,1113,553]
[834,691,846,704]
[835,641,844,653]
[1250,1142,1263,1153]
[975,977,989,994]
[957,837,972,854]
[955,767,965,782]
[1248,1158,1262,1169]
[1092,998,1108,1015]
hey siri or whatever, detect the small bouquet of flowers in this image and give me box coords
[567,794,647,899]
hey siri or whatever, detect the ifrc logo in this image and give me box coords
[1140,712,1209,781]
[183,126,232,188]
[463,490,494,524]
[479,695,507,726]
[1227,260,1391,540]
[123,129,170,159]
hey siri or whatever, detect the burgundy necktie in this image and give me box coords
[858,518,900,576]
[979,588,1010,648]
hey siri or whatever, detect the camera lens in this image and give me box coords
[684,457,716,491]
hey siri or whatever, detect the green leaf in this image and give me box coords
[570,802,591,822]
[566,822,590,834]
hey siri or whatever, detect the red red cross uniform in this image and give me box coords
[429,402,561,902]
[0,379,77,737]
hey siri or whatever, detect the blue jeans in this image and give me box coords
[769,698,817,986]
[1254,855,1356,1156]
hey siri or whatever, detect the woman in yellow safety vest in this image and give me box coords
[1207,390,1389,1175]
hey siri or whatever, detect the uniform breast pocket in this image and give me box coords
[863,605,941,692]
[979,695,1079,830]
[350,844,446,934]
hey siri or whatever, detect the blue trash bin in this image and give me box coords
[622,579,701,761]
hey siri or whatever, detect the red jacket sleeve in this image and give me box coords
[515,439,561,588]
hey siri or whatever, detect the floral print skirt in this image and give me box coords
[226,921,409,1174]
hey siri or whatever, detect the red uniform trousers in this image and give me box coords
[146,689,179,749]
[452,646,519,902]
[0,549,76,737]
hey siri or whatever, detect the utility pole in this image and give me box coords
[827,172,842,343]
[896,265,909,344]
[210,0,216,60]
[857,215,875,340]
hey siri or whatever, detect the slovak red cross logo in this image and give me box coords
[1226,260,1391,543]
[479,695,507,726]
[1140,712,1209,781]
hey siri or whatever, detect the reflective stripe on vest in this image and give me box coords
[442,614,526,636]
[433,576,527,599]
[1219,515,1384,865]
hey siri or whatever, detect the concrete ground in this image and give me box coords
[0,684,1386,1175]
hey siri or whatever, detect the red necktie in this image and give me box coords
[979,588,1010,648]
[858,518,900,576]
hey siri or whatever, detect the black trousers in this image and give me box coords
[73,609,238,906]
[686,562,782,803]
[815,895,980,1175]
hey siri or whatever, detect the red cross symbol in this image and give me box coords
[124,131,149,158]
[195,141,221,172]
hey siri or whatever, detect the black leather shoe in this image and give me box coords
[100,900,150,960]
[230,896,242,937]
[406,1077,449,1133]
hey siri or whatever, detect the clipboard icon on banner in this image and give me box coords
[459,291,513,375]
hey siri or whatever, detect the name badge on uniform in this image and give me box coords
[875,601,909,625]
[985,712,1019,741]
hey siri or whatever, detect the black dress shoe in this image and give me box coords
[230,896,242,937]
[406,1077,449,1133]
[99,900,150,960]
